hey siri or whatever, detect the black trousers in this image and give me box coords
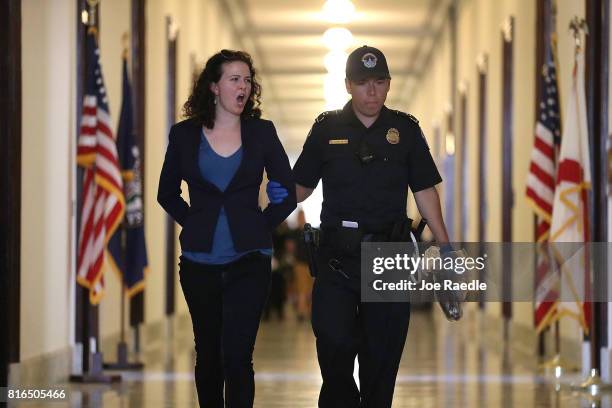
[312,247,411,408]
[178,253,271,408]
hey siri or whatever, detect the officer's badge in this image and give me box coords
[386,128,400,144]
[362,53,377,69]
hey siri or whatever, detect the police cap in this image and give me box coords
[345,45,391,81]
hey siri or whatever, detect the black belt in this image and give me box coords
[321,221,393,236]
[321,216,426,245]
[319,227,389,257]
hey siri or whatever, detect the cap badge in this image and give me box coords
[386,128,400,144]
[362,53,377,69]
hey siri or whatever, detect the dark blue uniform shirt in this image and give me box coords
[293,101,442,232]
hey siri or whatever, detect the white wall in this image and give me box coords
[21,0,76,361]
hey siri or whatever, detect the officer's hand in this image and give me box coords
[423,245,467,322]
[266,180,289,204]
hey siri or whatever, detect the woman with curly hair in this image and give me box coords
[157,49,296,407]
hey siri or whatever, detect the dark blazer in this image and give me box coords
[157,117,296,253]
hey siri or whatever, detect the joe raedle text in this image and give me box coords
[371,279,487,292]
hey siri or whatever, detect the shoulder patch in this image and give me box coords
[315,109,341,124]
[418,127,430,148]
[392,110,419,125]
[393,110,429,147]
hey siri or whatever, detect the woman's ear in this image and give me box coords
[210,82,219,96]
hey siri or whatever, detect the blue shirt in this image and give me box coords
[182,132,272,265]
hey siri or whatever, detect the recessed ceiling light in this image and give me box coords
[324,73,349,109]
[322,27,354,51]
[323,0,356,24]
[324,50,348,74]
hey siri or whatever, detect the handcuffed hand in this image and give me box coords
[266,180,288,204]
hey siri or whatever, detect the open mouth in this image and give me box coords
[237,94,246,104]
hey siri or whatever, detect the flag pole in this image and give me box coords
[103,226,143,370]
[535,0,578,378]
[548,1,577,376]
[70,0,120,384]
[539,273,578,377]
[539,246,578,377]
[103,32,143,371]
[568,16,612,394]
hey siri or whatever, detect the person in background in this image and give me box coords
[264,221,290,321]
[292,209,313,321]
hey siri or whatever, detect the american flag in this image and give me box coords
[76,30,125,304]
[526,35,561,332]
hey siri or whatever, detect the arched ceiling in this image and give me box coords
[218,0,451,153]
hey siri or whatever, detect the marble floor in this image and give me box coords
[9,307,612,407]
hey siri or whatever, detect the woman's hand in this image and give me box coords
[266,180,288,204]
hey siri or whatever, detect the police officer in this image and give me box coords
[269,45,452,407]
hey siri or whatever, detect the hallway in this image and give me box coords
[2,1,612,407]
[11,309,605,407]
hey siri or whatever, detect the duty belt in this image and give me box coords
[302,219,428,279]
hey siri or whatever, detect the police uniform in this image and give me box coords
[293,46,442,408]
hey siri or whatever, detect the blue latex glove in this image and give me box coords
[440,243,455,255]
[266,180,288,204]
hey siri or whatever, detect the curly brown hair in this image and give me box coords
[183,49,262,128]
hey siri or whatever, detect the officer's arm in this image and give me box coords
[413,186,450,244]
[296,184,314,203]
[294,121,323,202]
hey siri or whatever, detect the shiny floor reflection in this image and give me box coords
[11,308,612,407]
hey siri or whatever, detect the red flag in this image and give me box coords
[549,48,591,333]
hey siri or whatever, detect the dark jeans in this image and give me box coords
[179,252,271,408]
[312,249,411,408]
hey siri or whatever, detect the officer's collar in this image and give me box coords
[342,100,391,129]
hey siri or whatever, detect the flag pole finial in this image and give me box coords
[85,0,100,35]
[122,32,130,59]
[569,17,589,54]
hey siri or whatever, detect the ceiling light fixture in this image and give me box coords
[322,27,354,51]
[324,50,348,74]
[324,73,349,110]
[323,0,356,24]
[322,1,355,109]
